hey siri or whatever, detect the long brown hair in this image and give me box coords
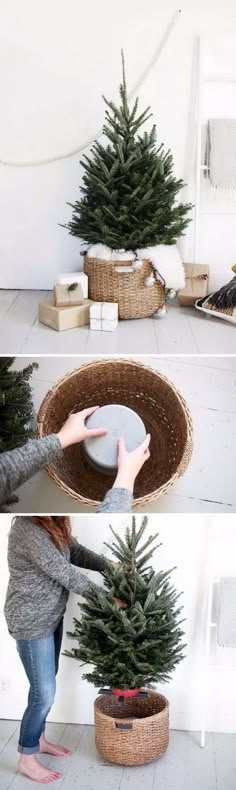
[28,516,73,551]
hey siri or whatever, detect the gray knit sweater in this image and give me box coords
[4,516,109,640]
[0,435,132,513]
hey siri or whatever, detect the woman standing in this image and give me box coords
[4,515,122,784]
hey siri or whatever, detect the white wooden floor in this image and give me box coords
[0,720,236,790]
[11,355,236,514]
[0,290,235,355]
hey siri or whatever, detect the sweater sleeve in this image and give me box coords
[70,540,109,572]
[23,524,104,598]
[97,487,133,513]
[0,435,63,506]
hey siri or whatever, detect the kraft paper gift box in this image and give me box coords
[54,283,84,307]
[39,298,94,331]
[90,302,118,331]
[178,263,209,307]
[58,272,88,299]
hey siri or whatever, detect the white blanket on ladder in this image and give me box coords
[217,577,236,647]
[207,119,236,188]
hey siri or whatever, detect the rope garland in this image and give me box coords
[0,10,182,168]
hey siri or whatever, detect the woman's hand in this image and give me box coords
[57,407,108,449]
[112,434,151,493]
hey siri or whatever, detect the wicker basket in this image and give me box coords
[37,359,193,508]
[94,690,169,766]
[84,256,165,319]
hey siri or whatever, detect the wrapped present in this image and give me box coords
[90,318,118,332]
[90,302,118,332]
[58,272,88,298]
[178,263,209,306]
[54,282,83,307]
[39,299,94,331]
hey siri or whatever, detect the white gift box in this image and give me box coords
[58,272,88,299]
[90,318,118,332]
[90,302,118,320]
[90,303,118,331]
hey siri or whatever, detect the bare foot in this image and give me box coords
[40,733,71,757]
[18,754,62,783]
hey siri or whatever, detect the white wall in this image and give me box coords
[1,513,236,733]
[0,0,236,290]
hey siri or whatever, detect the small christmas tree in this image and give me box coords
[0,357,38,510]
[64,517,185,690]
[63,53,192,252]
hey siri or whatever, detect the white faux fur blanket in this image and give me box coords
[87,244,185,290]
[137,245,185,290]
[87,244,136,261]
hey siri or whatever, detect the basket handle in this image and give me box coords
[115,723,133,730]
[113,265,134,274]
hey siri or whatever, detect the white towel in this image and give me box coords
[217,578,236,647]
[207,119,236,188]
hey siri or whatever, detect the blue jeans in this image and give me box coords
[16,619,63,754]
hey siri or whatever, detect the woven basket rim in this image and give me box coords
[38,358,192,436]
[85,255,156,269]
[37,359,193,506]
[85,255,137,263]
[94,690,169,726]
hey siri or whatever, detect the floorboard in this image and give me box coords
[60,726,123,790]
[0,292,19,322]
[152,730,189,789]
[0,291,235,354]
[0,291,49,354]
[0,723,18,756]
[154,304,199,354]
[2,725,236,790]
[213,733,236,790]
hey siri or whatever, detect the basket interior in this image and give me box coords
[95,692,167,721]
[38,361,188,502]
